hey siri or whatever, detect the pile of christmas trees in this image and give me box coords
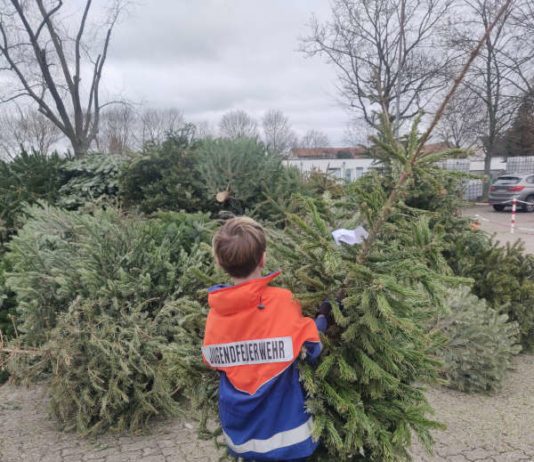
[0,204,218,434]
[184,118,523,461]
[1,9,529,456]
[0,114,527,460]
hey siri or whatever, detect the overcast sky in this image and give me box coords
[102,0,352,145]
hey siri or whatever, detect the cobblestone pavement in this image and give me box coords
[1,356,533,462]
[411,354,534,461]
[0,385,223,462]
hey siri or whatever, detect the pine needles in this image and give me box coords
[435,286,521,393]
[1,204,218,435]
[271,194,452,461]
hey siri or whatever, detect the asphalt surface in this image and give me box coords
[464,204,534,254]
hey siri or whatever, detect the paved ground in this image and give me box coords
[1,205,534,462]
[1,354,533,461]
[0,384,223,462]
[410,354,534,462]
[464,204,534,253]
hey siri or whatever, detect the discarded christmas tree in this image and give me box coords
[270,121,462,461]
[435,286,521,393]
[0,204,218,434]
[268,10,514,456]
[446,234,534,350]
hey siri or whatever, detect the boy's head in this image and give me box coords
[212,217,266,278]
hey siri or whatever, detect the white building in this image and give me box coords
[285,147,521,201]
[285,147,374,181]
[286,157,376,182]
[286,147,511,181]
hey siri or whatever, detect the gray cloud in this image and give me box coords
[103,0,351,144]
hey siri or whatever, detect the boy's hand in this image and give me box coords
[317,300,333,318]
[315,300,334,332]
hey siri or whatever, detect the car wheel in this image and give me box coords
[523,195,534,212]
[493,204,505,212]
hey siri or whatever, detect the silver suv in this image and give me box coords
[489,174,534,212]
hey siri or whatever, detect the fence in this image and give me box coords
[436,159,471,173]
[436,159,483,201]
[506,156,534,174]
[462,179,484,201]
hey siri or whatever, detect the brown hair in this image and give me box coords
[212,217,266,278]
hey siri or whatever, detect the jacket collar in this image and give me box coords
[208,271,281,315]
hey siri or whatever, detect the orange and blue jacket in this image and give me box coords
[202,272,326,461]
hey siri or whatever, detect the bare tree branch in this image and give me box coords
[9,0,74,135]
[35,0,62,40]
[219,110,259,140]
[0,0,125,156]
[262,109,297,155]
[441,0,534,195]
[303,0,454,129]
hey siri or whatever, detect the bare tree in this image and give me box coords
[219,110,259,139]
[194,120,215,140]
[300,129,330,148]
[262,110,297,154]
[0,0,125,157]
[302,0,453,130]
[436,87,485,149]
[139,108,185,146]
[0,106,63,158]
[344,118,374,146]
[514,0,534,36]
[96,104,136,154]
[447,0,534,193]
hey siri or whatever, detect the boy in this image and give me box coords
[202,217,329,462]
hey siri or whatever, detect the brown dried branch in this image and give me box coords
[0,328,45,372]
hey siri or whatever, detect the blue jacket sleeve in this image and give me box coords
[303,341,323,364]
[303,315,328,364]
[315,314,328,333]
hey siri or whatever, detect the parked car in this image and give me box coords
[489,174,534,211]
